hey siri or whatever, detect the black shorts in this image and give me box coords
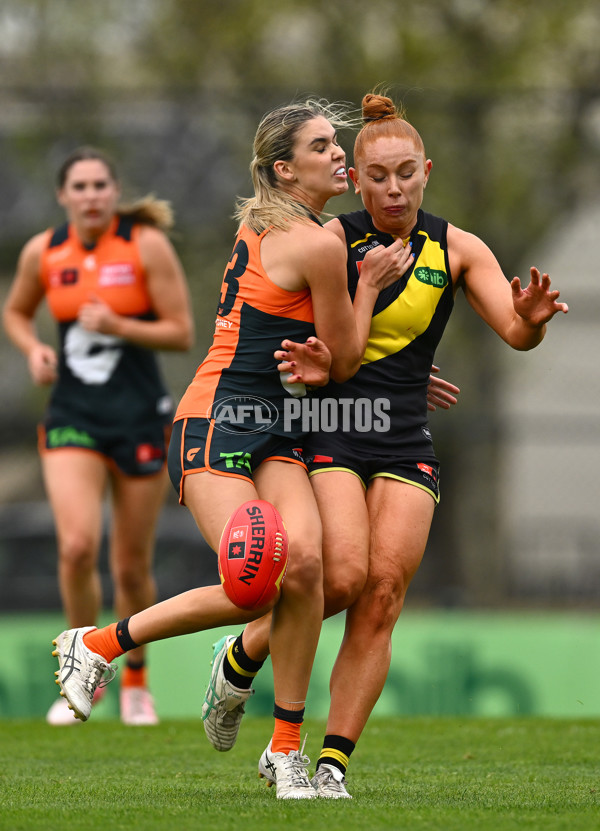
[305,431,440,502]
[167,417,307,501]
[39,415,170,477]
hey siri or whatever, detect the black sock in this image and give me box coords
[115,617,140,653]
[317,734,356,776]
[223,634,265,689]
[273,703,305,723]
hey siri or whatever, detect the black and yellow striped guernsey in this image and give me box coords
[313,208,454,454]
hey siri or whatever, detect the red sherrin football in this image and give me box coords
[218,500,288,611]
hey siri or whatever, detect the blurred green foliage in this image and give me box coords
[0,0,597,603]
[2,0,596,423]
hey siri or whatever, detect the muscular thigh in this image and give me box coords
[366,476,435,588]
[41,450,107,543]
[109,469,169,558]
[254,460,322,582]
[181,470,258,553]
[310,470,370,594]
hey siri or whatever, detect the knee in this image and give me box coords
[58,531,97,574]
[280,533,323,597]
[360,575,407,632]
[112,557,153,596]
[324,559,368,617]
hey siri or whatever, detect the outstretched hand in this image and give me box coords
[275,337,332,387]
[511,268,568,327]
[427,365,460,412]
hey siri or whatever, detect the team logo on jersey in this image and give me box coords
[49,268,79,287]
[414,266,448,288]
[209,396,279,434]
[186,447,202,463]
[64,324,123,385]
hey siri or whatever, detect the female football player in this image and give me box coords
[3,147,194,726]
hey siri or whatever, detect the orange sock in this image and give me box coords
[122,664,147,689]
[83,624,123,663]
[271,717,301,754]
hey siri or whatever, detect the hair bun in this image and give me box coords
[362,93,397,123]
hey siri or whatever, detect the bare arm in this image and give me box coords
[321,217,413,377]
[77,226,195,351]
[449,225,568,351]
[301,227,369,381]
[2,234,58,385]
[262,221,373,382]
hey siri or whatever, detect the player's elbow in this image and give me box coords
[330,364,356,383]
[174,318,195,351]
[506,323,546,352]
[329,352,361,383]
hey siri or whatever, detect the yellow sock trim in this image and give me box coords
[227,643,257,678]
[319,748,349,769]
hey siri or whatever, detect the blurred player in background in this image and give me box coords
[212,91,568,798]
[2,147,194,725]
[45,100,412,799]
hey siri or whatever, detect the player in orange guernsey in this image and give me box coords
[3,147,194,726]
[47,101,413,799]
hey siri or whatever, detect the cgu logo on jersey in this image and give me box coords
[355,239,383,275]
[414,267,448,288]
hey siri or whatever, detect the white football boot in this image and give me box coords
[311,763,353,799]
[258,738,316,799]
[51,627,117,721]
[202,635,253,751]
[46,682,107,725]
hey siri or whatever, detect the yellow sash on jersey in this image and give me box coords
[362,231,448,365]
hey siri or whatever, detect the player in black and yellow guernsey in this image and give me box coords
[232,92,568,799]
[309,205,454,475]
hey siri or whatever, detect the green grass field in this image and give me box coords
[1,717,598,831]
